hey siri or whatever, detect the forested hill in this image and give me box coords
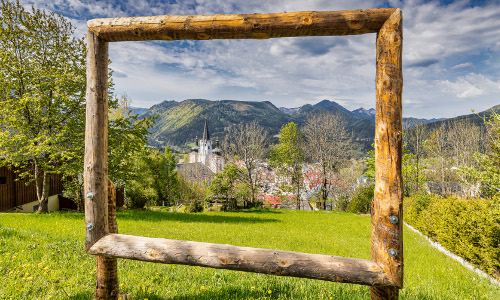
[142,99,292,148]
[140,98,451,150]
[416,104,500,130]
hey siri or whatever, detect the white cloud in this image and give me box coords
[437,73,500,99]
[14,0,500,117]
[450,62,473,70]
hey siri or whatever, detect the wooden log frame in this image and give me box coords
[84,8,403,300]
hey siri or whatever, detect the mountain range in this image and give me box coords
[135,99,454,151]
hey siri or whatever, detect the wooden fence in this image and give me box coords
[0,165,63,211]
[84,8,403,300]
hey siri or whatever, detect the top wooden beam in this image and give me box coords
[87,9,396,42]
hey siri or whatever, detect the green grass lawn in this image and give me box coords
[0,209,498,299]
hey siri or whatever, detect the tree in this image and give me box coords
[270,122,304,209]
[403,119,428,194]
[465,112,500,196]
[302,113,352,209]
[60,93,154,212]
[124,146,179,209]
[223,121,267,206]
[424,123,451,184]
[179,174,206,210]
[402,145,427,197]
[144,147,179,206]
[108,94,155,189]
[0,1,86,213]
[206,163,240,211]
[447,118,486,195]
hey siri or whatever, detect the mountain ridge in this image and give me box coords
[137,98,497,151]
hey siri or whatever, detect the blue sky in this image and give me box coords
[18,0,500,118]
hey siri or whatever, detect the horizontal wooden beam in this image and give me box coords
[87,9,396,42]
[88,233,394,287]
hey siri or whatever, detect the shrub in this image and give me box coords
[126,186,158,209]
[404,195,500,279]
[347,184,374,214]
[185,198,204,213]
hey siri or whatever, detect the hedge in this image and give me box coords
[404,194,500,279]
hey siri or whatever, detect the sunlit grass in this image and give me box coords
[0,209,498,299]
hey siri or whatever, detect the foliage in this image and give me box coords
[125,147,180,209]
[364,147,375,181]
[108,94,156,189]
[144,146,179,206]
[178,174,206,208]
[404,194,500,279]
[402,145,427,197]
[464,111,500,197]
[126,184,156,209]
[347,184,374,214]
[0,2,155,212]
[1,211,499,299]
[270,122,304,209]
[0,0,86,212]
[206,164,240,211]
[185,197,204,213]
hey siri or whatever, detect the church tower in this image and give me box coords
[198,120,212,165]
[188,119,224,173]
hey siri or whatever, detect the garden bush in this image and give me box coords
[185,198,204,213]
[347,184,374,214]
[404,194,500,279]
[126,186,158,209]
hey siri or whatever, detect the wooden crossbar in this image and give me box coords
[86,9,396,42]
[89,233,394,287]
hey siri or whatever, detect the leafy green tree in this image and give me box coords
[125,147,179,208]
[234,182,253,207]
[270,122,304,209]
[179,174,206,210]
[0,1,86,212]
[206,163,240,211]
[145,147,179,206]
[347,183,375,214]
[108,94,154,187]
[402,149,427,197]
[364,147,375,181]
[61,94,154,211]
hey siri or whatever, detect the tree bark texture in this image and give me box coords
[87,9,396,42]
[84,29,109,252]
[95,179,119,300]
[371,8,403,299]
[89,233,394,287]
[35,162,49,213]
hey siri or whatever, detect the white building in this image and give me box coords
[189,120,224,173]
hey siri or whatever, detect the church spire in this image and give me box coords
[202,119,210,140]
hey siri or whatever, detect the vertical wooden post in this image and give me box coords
[371,8,403,300]
[95,179,119,299]
[84,29,109,252]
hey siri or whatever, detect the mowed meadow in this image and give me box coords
[0,209,498,299]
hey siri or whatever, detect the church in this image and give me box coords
[189,120,225,173]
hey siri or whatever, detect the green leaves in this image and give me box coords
[270,122,304,207]
[0,1,86,208]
